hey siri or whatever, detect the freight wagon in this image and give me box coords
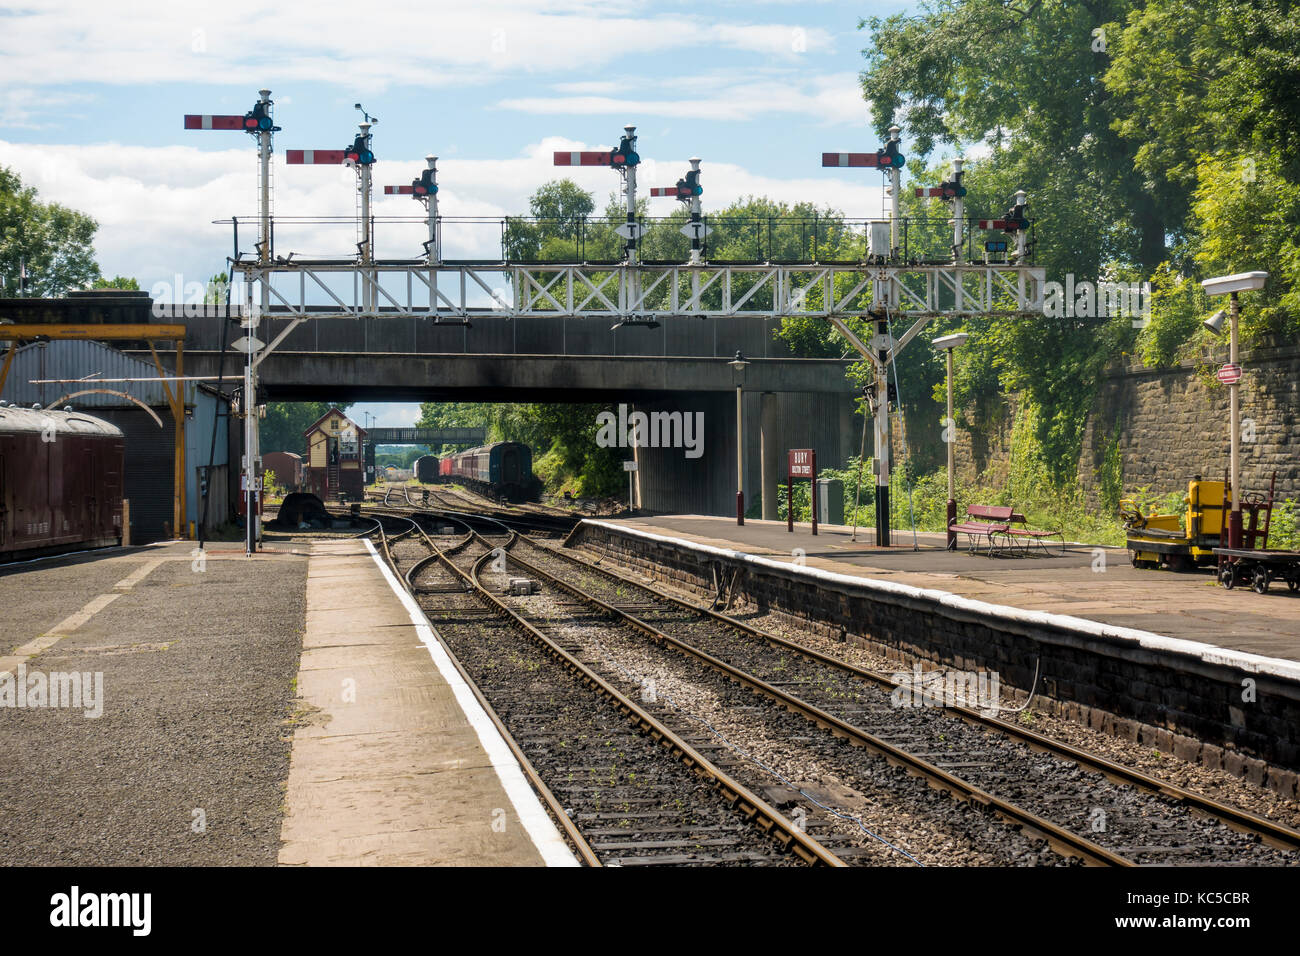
[0,404,125,561]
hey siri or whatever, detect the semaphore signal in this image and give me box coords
[650,158,708,265]
[821,124,905,257]
[181,88,281,556]
[183,89,279,265]
[555,124,643,263]
[913,157,967,263]
[977,189,1030,262]
[287,122,378,270]
[384,155,440,265]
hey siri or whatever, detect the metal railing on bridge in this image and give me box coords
[219,213,1036,268]
[367,426,485,445]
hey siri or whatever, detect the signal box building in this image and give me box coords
[303,408,367,501]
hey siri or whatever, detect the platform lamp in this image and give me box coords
[1201,271,1268,549]
[728,350,750,525]
[932,332,969,549]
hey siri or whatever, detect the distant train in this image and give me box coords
[414,455,440,484]
[439,442,541,502]
[0,404,124,562]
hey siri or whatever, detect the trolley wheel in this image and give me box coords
[1220,566,1236,589]
[1252,567,1270,595]
[1288,574,1299,593]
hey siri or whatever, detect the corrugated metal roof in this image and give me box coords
[0,339,205,409]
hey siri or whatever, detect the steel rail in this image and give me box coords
[492,533,1129,867]
[518,534,1300,855]
[414,526,844,866]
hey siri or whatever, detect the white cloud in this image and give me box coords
[1,88,96,129]
[0,1,834,90]
[351,402,423,428]
[497,71,868,126]
[0,134,887,293]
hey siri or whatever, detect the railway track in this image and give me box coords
[366,507,843,866]
[377,482,581,535]
[500,530,1300,866]
[370,511,1080,863]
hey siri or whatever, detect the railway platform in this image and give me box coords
[0,536,575,866]
[278,537,574,866]
[0,541,308,865]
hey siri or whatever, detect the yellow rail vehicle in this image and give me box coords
[1121,477,1228,571]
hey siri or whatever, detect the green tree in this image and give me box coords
[0,166,100,296]
[92,275,139,290]
[205,272,230,305]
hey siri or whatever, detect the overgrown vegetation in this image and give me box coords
[851,0,1299,510]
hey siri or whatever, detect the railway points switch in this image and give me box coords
[506,577,540,596]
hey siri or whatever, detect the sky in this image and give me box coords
[0,0,915,426]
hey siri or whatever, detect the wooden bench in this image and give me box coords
[999,512,1066,557]
[949,505,1013,554]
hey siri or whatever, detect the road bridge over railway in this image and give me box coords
[170,306,863,519]
[0,293,863,519]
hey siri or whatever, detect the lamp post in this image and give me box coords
[932,332,968,549]
[728,350,750,525]
[1201,271,1268,549]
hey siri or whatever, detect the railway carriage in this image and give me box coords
[0,404,125,562]
[414,455,441,484]
[440,442,541,502]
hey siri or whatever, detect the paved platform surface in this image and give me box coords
[0,541,307,865]
[277,538,573,866]
[1,537,573,866]
[598,516,1300,664]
